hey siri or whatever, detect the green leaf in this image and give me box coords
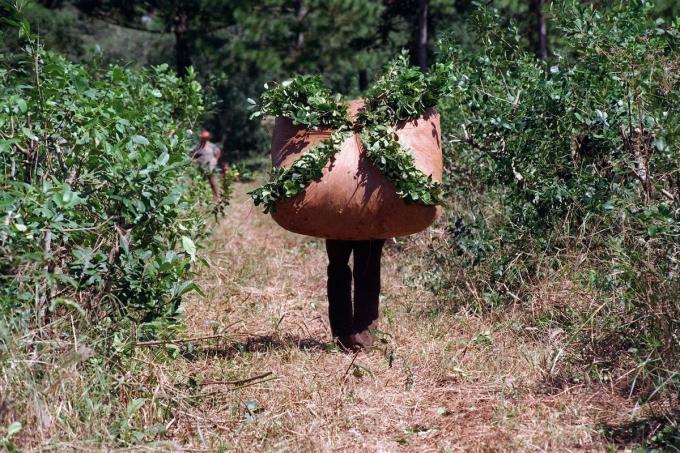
[132,135,150,145]
[7,421,22,437]
[21,127,38,141]
[111,67,124,82]
[15,98,27,113]
[126,398,146,416]
[181,236,197,261]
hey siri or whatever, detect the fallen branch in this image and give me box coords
[230,375,279,391]
[190,375,279,399]
[202,371,273,386]
[661,188,675,202]
[342,350,360,379]
[134,320,244,347]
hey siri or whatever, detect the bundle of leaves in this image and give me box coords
[357,52,452,126]
[419,1,680,405]
[249,55,448,213]
[249,75,349,129]
[0,15,211,336]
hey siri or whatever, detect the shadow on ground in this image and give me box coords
[182,334,329,361]
[601,409,680,450]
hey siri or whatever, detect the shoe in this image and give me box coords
[350,329,375,349]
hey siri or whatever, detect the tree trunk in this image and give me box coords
[417,0,428,72]
[530,0,548,61]
[359,69,368,91]
[295,0,308,53]
[174,12,192,77]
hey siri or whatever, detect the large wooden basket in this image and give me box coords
[269,101,443,240]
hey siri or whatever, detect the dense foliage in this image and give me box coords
[249,54,445,212]
[425,2,680,403]
[8,0,680,161]
[9,0,473,158]
[0,14,209,334]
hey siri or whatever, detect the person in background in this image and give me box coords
[190,130,223,204]
[326,239,386,350]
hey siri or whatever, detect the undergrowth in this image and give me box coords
[0,4,217,448]
[414,1,680,428]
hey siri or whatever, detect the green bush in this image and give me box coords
[425,2,679,400]
[0,14,210,335]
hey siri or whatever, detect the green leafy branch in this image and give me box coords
[249,128,352,213]
[249,75,349,129]
[361,127,441,205]
[356,51,451,127]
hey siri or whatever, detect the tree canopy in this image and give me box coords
[5,0,680,157]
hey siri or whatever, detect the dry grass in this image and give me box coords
[6,181,653,452]
[136,181,640,452]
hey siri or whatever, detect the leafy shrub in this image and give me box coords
[424,2,679,399]
[0,14,210,334]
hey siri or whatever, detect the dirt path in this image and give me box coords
[167,181,622,452]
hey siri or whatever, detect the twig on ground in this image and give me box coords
[192,375,279,398]
[342,350,360,379]
[202,371,273,386]
[134,320,243,346]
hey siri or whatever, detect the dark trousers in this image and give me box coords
[325,239,386,337]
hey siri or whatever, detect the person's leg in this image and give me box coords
[207,173,221,204]
[352,239,386,347]
[325,240,354,344]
